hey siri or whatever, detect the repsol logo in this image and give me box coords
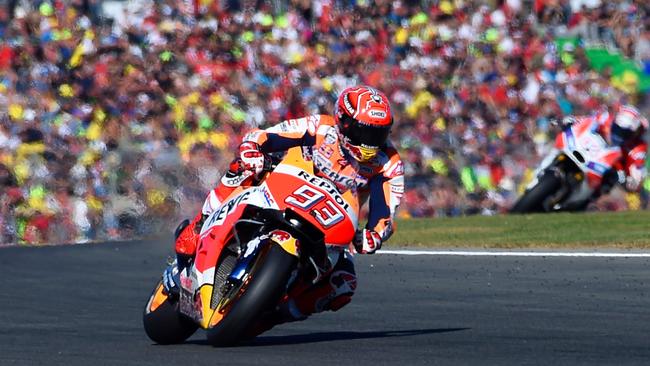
[297,171,350,210]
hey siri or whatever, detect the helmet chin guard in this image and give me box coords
[341,135,379,162]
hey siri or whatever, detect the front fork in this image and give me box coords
[540,154,585,211]
[528,148,561,190]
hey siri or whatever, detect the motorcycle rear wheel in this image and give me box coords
[510,173,562,214]
[142,281,199,344]
[206,244,297,346]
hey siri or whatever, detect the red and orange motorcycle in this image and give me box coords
[143,147,359,346]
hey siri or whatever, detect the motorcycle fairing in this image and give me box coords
[555,124,623,188]
[521,121,625,211]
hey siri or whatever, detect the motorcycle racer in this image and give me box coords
[560,105,648,192]
[167,86,404,325]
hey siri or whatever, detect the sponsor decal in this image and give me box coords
[276,118,307,133]
[319,145,334,158]
[324,128,338,145]
[343,95,355,115]
[270,230,292,244]
[203,191,251,229]
[586,161,608,175]
[306,115,319,134]
[314,151,333,168]
[314,158,357,190]
[296,170,351,210]
[387,160,404,178]
[179,288,202,322]
[244,130,262,142]
[261,185,276,207]
[301,146,313,162]
[224,171,252,186]
[393,161,404,176]
[368,109,386,119]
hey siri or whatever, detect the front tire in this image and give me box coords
[143,282,199,344]
[510,173,562,214]
[206,244,297,346]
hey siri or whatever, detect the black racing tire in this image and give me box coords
[206,244,297,347]
[143,281,199,345]
[510,173,562,214]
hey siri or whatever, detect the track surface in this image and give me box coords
[1,240,649,366]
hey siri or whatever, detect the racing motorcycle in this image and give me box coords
[143,147,359,346]
[510,121,623,213]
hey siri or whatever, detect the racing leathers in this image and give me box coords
[173,114,404,322]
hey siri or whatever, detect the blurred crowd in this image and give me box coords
[1,0,650,245]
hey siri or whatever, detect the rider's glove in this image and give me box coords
[162,259,181,297]
[561,116,577,127]
[239,142,266,176]
[354,229,382,254]
[551,116,576,129]
[626,165,645,191]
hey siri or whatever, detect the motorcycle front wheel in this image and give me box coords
[510,173,562,214]
[206,243,297,346]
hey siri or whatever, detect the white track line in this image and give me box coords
[379,250,650,258]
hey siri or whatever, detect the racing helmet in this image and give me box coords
[334,86,393,162]
[610,105,648,146]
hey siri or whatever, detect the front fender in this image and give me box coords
[269,230,299,257]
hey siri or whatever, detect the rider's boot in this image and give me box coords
[288,252,357,317]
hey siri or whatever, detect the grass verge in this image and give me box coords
[389,211,650,249]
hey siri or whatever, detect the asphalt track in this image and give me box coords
[1,240,649,366]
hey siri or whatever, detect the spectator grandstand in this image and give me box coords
[1,0,649,244]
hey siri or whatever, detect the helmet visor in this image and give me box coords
[611,123,634,146]
[340,114,391,148]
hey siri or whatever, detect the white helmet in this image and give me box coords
[611,105,648,146]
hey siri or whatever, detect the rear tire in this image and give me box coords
[206,244,297,346]
[143,282,199,344]
[510,173,562,214]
